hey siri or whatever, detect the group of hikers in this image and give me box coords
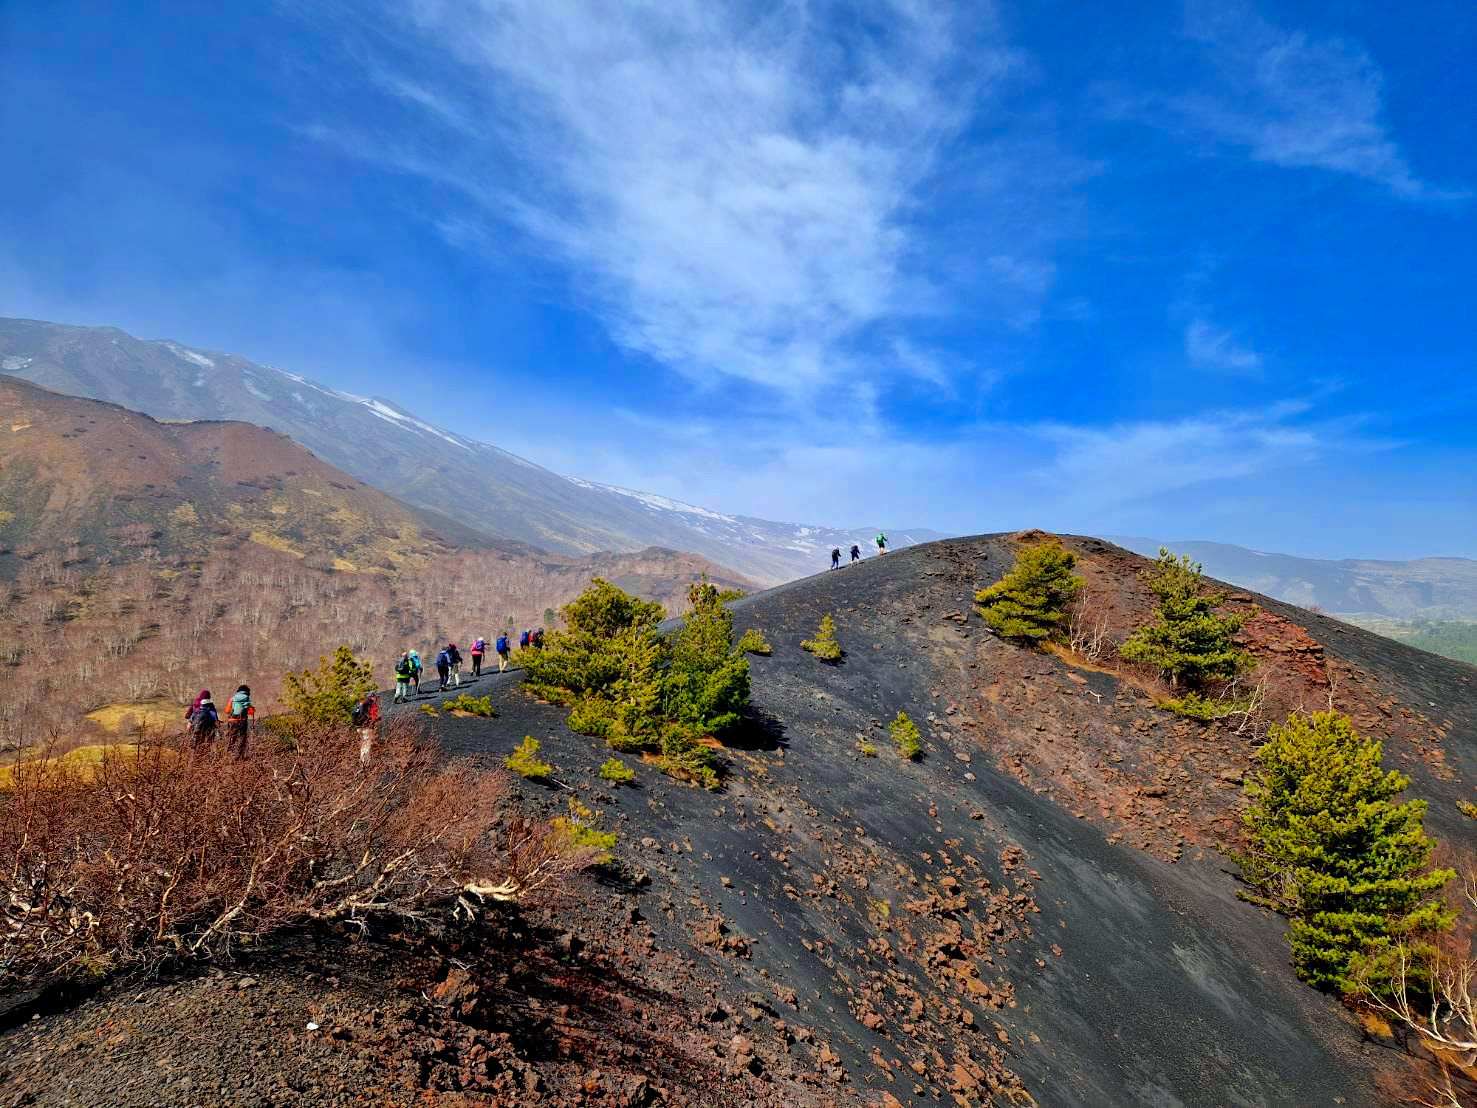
[177,626,551,762]
[391,629,544,704]
[831,533,888,570]
[183,686,255,755]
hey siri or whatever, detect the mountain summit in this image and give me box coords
[0,318,940,583]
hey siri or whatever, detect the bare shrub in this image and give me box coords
[0,717,591,988]
[1067,587,1112,664]
[1350,865,1477,1108]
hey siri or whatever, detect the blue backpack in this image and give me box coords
[437,650,451,668]
[496,635,508,653]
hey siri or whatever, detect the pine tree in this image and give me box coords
[801,614,842,662]
[974,541,1082,644]
[1232,711,1454,993]
[664,581,750,736]
[282,645,376,725]
[1120,549,1253,688]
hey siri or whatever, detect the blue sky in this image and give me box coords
[2,0,1474,557]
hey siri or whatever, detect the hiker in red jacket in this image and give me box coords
[470,637,486,678]
[352,692,380,764]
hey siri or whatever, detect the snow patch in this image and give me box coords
[166,343,215,369]
[243,380,272,402]
[361,398,472,451]
[590,482,737,523]
[1,355,32,370]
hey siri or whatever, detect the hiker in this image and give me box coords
[447,642,463,687]
[496,632,511,671]
[185,688,209,725]
[533,628,545,650]
[831,548,841,570]
[519,629,530,651]
[225,685,254,759]
[435,646,452,691]
[407,649,423,696]
[394,653,414,703]
[875,532,888,554]
[470,637,486,678]
[850,544,861,563]
[351,692,380,764]
[188,691,219,749]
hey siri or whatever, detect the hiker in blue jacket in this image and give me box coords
[435,647,452,691]
[496,633,511,672]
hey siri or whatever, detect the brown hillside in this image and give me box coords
[0,375,495,574]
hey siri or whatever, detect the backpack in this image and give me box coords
[519,631,530,648]
[351,700,370,727]
[191,704,217,733]
[496,636,508,653]
[437,650,451,668]
[473,639,485,653]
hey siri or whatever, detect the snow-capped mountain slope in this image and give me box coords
[0,318,942,583]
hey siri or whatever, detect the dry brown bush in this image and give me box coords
[0,716,597,989]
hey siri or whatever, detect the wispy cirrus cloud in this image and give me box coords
[1185,316,1262,373]
[302,1,1063,400]
[1114,0,1463,200]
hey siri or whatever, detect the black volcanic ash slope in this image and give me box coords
[421,535,1450,1107]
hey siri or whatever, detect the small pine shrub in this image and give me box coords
[1457,799,1477,821]
[890,712,922,760]
[1231,711,1453,994]
[1121,549,1255,689]
[504,736,554,780]
[282,645,377,725]
[419,704,439,717]
[857,738,878,757]
[598,757,635,785]
[551,797,617,863]
[974,541,1082,644]
[735,627,772,656]
[801,615,842,662]
[443,694,496,717]
[657,723,721,790]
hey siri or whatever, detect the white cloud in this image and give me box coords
[1185,317,1262,373]
[306,1,1056,399]
[1136,1,1462,199]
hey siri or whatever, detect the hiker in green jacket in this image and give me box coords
[875,532,888,554]
[394,653,414,703]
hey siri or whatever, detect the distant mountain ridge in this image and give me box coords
[1111,536,1477,620]
[0,318,942,583]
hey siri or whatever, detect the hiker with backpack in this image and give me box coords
[447,643,463,687]
[435,647,452,691]
[351,692,380,764]
[831,548,841,570]
[496,632,511,671]
[394,653,414,703]
[850,544,861,563]
[470,638,486,678]
[533,628,545,650]
[519,629,531,651]
[225,685,254,758]
[188,690,219,749]
[875,532,888,554]
[407,650,423,696]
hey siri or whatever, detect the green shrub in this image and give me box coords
[801,614,842,662]
[857,738,878,757]
[715,587,747,603]
[890,712,922,760]
[1121,549,1254,689]
[419,704,439,717]
[735,627,772,655]
[1231,711,1453,994]
[522,579,743,789]
[1459,800,1477,821]
[551,797,617,863]
[975,541,1082,644]
[504,736,554,780]
[282,645,376,725]
[657,722,720,790]
[598,757,635,785]
[443,694,496,718]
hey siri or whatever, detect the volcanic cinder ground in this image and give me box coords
[6,535,1474,1107]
